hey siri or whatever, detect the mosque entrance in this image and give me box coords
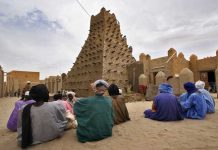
[200,70,216,92]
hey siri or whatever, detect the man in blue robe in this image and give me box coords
[144,83,184,121]
[179,82,207,119]
[74,80,114,143]
[195,80,215,113]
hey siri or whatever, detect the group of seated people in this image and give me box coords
[144,81,215,121]
[6,79,215,148]
[7,79,130,148]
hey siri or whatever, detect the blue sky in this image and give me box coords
[0,0,218,79]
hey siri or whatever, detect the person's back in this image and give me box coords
[112,95,130,124]
[7,100,35,131]
[180,92,207,119]
[195,81,215,114]
[17,84,67,148]
[144,83,183,121]
[198,89,215,113]
[53,93,73,113]
[7,91,35,131]
[179,82,207,119]
[74,96,113,142]
[29,101,67,144]
[108,84,130,125]
[150,93,183,121]
[74,79,114,143]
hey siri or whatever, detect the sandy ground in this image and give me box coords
[0,95,218,150]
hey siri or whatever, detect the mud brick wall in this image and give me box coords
[66,8,135,96]
[0,66,4,97]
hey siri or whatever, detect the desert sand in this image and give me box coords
[0,95,218,150]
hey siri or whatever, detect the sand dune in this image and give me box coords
[0,96,218,150]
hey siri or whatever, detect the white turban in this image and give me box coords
[25,91,29,96]
[195,80,205,89]
[119,89,122,94]
[92,79,109,95]
[66,91,75,96]
[93,79,109,88]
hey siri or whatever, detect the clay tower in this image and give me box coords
[66,8,135,96]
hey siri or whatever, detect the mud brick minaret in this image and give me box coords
[66,8,135,96]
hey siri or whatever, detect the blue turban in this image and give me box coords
[184,82,197,94]
[158,83,173,94]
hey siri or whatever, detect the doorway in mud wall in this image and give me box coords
[208,71,216,92]
[153,72,158,85]
[200,70,216,92]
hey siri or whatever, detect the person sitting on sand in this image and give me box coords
[53,93,73,113]
[179,82,207,119]
[108,84,130,125]
[7,91,35,131]
[144,83,184,121]
[53,93,77,129]
[74,79,114,143]
[195,80,215,113]
[17,84,68,148]
[66,91,77,108]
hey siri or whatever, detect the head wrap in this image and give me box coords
[195,80,205,89]
[158,83,173,94]
[93,79,109,88]
[29,84,49,102]
[25,91,30,96]
[108,84,120,96]
[53,93,62,100]
[66,91,75,96]
[93,79,109,95]
[119,89,122,94]
[184,82,197,94]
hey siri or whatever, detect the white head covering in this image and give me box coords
[119,89,122,94]
[26,81,31,84]
[93,79,109,88]
[195,80,205,89]
[93,79,109,95]
[66,91,75,96]
[25,91,30,96]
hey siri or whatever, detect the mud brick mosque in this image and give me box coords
[63,8,135,96]
[61,8,218,97]
[2,8,217,98]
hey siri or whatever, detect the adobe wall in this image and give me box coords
[66,8,135,96]
[197,57,217,72]
[3,82,7,97]
[133,48,218,97]
[6,71,39,95]
[45,76,62,94]
[139,54,151,83]
[102,10,135,87]
[126,62,144,92]
[150,57,167,84]
[138,49,191,87]
[189,54,217,83]
[150,56,168,71]
[170,52,189,76]
[166,49,189,77]
[0,66,4,97]
[65,9,105,96]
